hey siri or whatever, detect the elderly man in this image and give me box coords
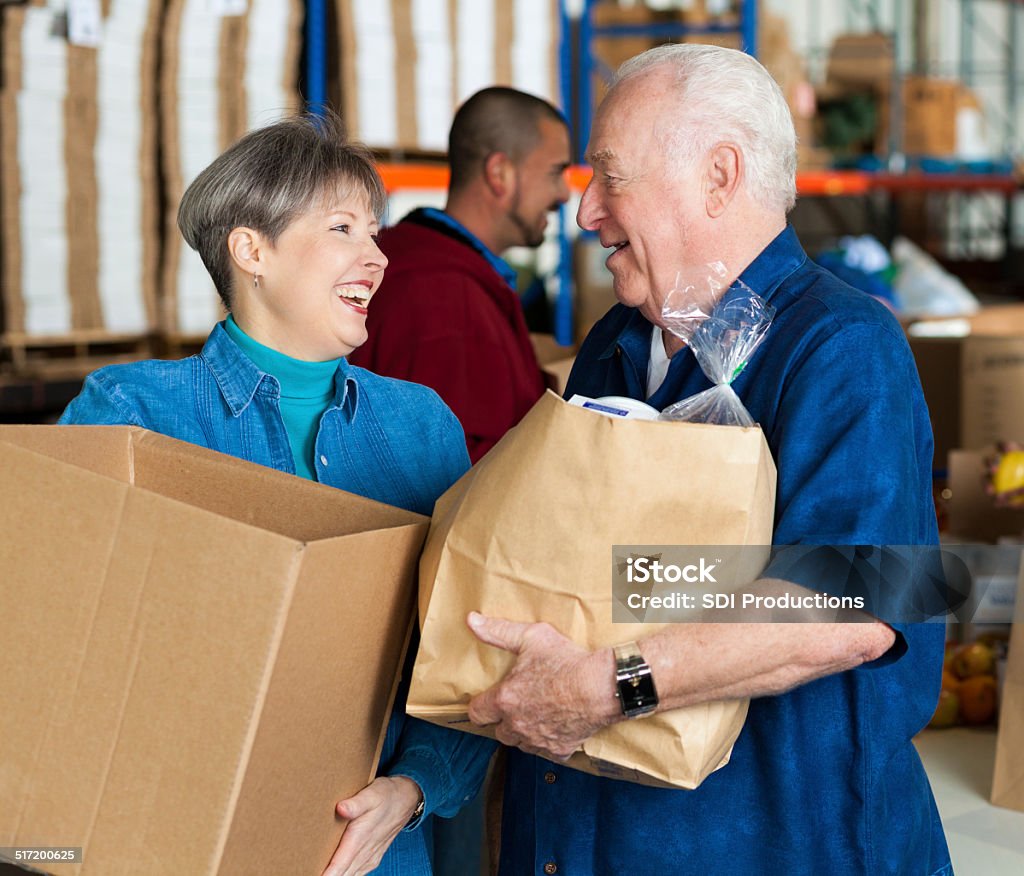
[467,45,951,876]
[350,87,570,463]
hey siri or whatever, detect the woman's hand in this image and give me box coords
[321,775,423,876]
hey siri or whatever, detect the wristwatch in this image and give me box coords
[614,641,659,718]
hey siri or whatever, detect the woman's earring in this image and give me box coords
[253,273,261,289]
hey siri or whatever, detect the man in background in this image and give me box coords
[350,86,571,463]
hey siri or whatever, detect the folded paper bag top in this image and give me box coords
[409,390,777,789]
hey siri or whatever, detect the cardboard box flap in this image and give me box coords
[218,529,424,874]
[0,426,426,542]
[0,423,133,480]
[128,429,427,539]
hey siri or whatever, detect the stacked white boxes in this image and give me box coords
[0,0,159,342]
[160,0,302,338]
[337,0,561,153]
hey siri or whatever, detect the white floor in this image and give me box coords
[914,727,1024,874]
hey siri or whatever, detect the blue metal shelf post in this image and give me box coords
[306,0,328,116]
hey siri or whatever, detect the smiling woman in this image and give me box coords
[176,113,388,361]
[56,113,496,876]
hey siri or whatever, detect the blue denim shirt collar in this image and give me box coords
[595,224,807,365]
[201,321,360,421]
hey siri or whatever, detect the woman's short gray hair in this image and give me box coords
[177,111,387,309]
[614,44,797,213]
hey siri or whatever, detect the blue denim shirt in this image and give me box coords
[497,227,952,876]
[59,323,497,875]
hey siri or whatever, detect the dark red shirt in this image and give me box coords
[350,210,546,463]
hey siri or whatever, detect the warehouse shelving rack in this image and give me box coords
[794,0,1024,265]
[573,0,758,163]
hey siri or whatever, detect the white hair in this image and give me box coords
[613,44,797,213]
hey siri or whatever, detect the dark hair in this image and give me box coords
[177,111,386,308]
[448,87,567,192]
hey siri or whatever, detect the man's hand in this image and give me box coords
[322,775,422,876]
[466,611,619,761]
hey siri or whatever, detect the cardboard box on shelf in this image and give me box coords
[590,3,666,103]
[823,32,895,95]
[160,0,303,338]
[335,0,560,153]
[909,306,1024,467]
[902,76,961,157]
[0,426,428,876]
[1,1,160,341]
[529,333,576,395]
[874,76,986,159]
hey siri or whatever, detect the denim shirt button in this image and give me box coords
[543,770,556,784]
[543,862,558,875]
[319,454,328,466]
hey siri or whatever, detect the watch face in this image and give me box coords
[617,662,658,716]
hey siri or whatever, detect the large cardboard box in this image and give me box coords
[0,426,428,876]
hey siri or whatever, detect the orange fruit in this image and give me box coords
[958,675,998,725]
[929,689,961,729]
[951,642,996,679]
[941,669,961,693]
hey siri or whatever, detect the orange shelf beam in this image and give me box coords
[376,164,1019,197]
[377,163,449,191]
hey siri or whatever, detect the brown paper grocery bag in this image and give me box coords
[991,566,1024,811]
[409,391,776,788]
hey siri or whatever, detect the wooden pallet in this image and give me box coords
[0,331,155,380]
[156,332,208,360]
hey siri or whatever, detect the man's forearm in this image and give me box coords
[578,580,896,722]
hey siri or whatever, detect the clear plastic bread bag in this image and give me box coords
[659,265,775,427]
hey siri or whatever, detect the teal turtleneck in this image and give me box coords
[223,315,341,480]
